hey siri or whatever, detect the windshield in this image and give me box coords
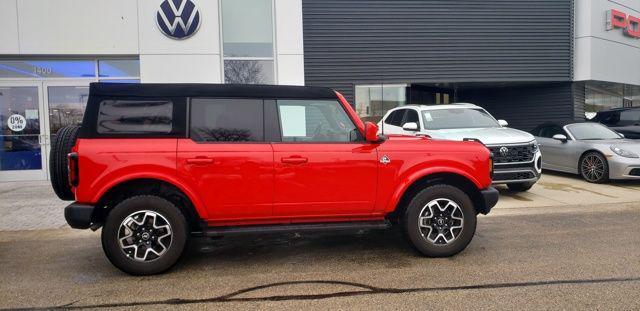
[422,108,500,130]
[566,123,621,140]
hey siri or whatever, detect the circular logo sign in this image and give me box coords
[499,146,509,157]
[156,0,201,40]
[7,114,26,132]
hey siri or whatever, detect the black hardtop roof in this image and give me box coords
[89,82,337,99]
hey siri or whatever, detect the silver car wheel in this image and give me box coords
[118,210,173,262]
[581,154,605,182]
[418,198,464,245]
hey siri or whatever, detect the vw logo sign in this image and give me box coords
[156,0,201,40]
[499,146,509,157]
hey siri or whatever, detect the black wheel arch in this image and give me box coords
[388,172,485,223]
[93,178,203,232]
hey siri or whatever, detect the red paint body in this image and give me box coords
[73,94,492,227]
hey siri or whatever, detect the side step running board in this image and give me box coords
[203,220,391,237]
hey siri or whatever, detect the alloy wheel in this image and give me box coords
[418,198,464,245]
[117,210,173,262]
[581,154,605,182]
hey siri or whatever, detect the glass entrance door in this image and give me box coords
[0,81,91,182]
[43,83,90,143]
[0,82,47,181]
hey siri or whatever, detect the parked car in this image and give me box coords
[378,103,542,191]
[50,83,498,275]
[591,107,640,139]
[531,121,640,183]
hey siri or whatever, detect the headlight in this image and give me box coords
[610,146,639,158]
[531,141,539,152]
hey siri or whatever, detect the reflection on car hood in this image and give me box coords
[587,139,640,153]
[424,127,535,145]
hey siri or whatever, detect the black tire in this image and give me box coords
[402,184,477,257]
[49,125,80,201]
[507,182,535,192]
[101,195,188,275]
[579,152,609,183]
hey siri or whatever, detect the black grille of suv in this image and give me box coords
[630,168,640,176]
[488,143,536,164]
[493,171,536,181]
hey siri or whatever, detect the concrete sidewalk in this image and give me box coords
[1,172,639,231]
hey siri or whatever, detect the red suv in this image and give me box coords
[50,83,498,275]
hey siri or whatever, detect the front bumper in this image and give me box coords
[64,202,95,229]
[492,150,542,184]
[477,187,499,215]
[608,156,640,180]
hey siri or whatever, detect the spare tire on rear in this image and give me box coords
[50,125,80,201]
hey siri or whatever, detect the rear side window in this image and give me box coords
[620,110,640,125]
[405,109,419,124]
[385,109,405,126]
[97,100,173,134]
[190,98,264,142]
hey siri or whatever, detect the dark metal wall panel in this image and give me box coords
[458,83,574,131]
[303,0,573,103]
[572,81,586,120]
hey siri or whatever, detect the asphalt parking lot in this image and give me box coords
[1,172,639,310]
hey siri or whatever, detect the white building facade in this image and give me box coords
[574,0,640,118]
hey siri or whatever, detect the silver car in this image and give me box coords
[378,103,542,191]
[531,122,640,183]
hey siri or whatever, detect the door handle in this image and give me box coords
[281,156,308,164]
[186,157,214,165]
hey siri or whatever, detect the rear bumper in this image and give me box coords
[64,202,95,229]
[477,187,499,215]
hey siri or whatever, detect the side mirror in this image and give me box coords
[619,133,625,138]
[498,119,509,127]
[552,134,568,142]
[402,122,419,131]
[364,122,382,142]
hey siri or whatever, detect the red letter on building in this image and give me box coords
[626,15,640,38]
[608,9,627,30]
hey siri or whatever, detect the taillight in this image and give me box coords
[68,152,79,187]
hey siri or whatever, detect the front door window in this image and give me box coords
[0,86,42,171]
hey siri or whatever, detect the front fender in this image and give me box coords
[382,166,484,213]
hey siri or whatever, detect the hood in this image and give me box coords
[423,127,535,145]
[589,139,640,154]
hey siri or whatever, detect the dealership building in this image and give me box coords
[0,0,639,182]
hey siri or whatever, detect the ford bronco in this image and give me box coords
[50,83,498,275]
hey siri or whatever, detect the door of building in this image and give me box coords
[0,81,91,182]
[42,81,90,148]
[0,82,48,181]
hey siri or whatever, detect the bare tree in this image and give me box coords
[224,60,265,84]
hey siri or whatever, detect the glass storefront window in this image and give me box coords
[355,84,407,123]
[0,60,95,78]
[98,60,141,78]
[47,86,89,137]
[221,0,275,84]
[0,87,42,171]
[584,81,639,119]
[224,60,274,84]
[221,0,274,58]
